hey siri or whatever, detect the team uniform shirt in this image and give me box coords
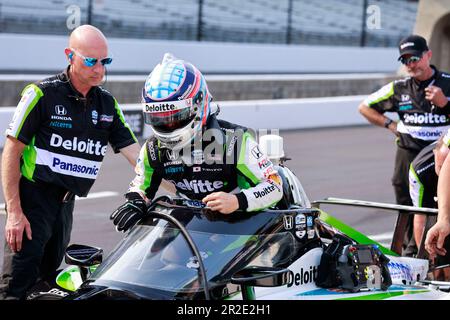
[128,115,283,212]
[364,65,450,151]
[408,142,437,208]
[5,68,137,196]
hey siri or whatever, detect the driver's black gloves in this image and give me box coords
[110,192,147,232]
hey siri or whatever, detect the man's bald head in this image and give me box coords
[69,25,108,56]
[65,25,110,94]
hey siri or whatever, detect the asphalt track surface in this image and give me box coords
[0,125,400,270]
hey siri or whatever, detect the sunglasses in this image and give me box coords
[71,49,113,67]
[400,55,423,65]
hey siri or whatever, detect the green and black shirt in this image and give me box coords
[5,68,137,196]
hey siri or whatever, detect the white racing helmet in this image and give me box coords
[142,53,212,150]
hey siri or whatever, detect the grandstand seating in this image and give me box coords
[0,0,418,47]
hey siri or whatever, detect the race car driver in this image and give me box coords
[409,137,450,278]
[110,54,283,232]
[359,34,450,256]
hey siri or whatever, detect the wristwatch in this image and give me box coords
[383,118,393,128]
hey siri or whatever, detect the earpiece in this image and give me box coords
[68,52,73,61]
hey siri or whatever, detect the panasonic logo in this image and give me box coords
[403,113,448,125]
[52,158,99,177]
[286,266,319,287]
[145,103,176,112]
[253,185,276,198]
[50,134,107,156]
[169,179,224,193]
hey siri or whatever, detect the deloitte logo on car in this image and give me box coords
[145,103,176,112]
[286,266,319,287]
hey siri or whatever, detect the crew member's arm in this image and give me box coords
[3,84,44,251]
[109,98,140,167]
[2,138,32,252]
[119,142,141,167]
[203,132,283,214]
[425,152,450,258]
[358,82,398,136]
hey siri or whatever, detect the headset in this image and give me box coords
[68,52,73,62]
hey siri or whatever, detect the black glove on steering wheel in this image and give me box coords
[110,192,147,232]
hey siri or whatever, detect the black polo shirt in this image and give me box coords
[6,68,137,196]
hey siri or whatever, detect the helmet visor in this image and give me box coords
[143,99,195,133]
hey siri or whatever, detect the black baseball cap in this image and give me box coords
[398,35,429,60]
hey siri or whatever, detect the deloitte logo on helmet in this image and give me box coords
[145,103,176,113]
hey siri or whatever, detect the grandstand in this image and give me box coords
[0,0,418,47]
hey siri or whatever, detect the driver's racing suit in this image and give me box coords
[127,114,283,211]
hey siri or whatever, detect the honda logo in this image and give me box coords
[166,150,178,161]
[283,215,294,230]
[55,105,67,116]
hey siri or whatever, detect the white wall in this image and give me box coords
[0,33,399,74]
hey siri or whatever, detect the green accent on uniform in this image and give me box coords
[336,289,429,300]
[367,82,394,106]
[114,99,138,143]
[20,136,37,181]
[140,142,155,194]
[16,84,43,137]
[319,209,399,256]
[409,163,424,207]
[237,174,252,190]
[236,132,260,185]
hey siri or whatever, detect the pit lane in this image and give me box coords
[0,125,399,270]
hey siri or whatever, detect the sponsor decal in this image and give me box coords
[52,157,99,177]
[268,173,281,186]
[166,150,178,161]
[92,110,98,125]
[403,113,448,124]
[258,158,271,170]
[286,266,319,287]
[227,135,238,156]
[50,121,72,129]
[55,105,67,116]
[307,216,313,227]
[144,99,192,113]
[399,105,413,111]
[165,166,184,174]
[169,179,224,193]
[400,42,415,49]
[164,160,182,167]
[253,184,276,198]
[192,150,204,165]
[307,229,315,239]
[148,143,157,161]
[193,166,201,172]
[296,213,306,225]
[51,115,72,121]
[295,230,306,238]
[283,215,294,230]
[99,114,114,122]
[251,146,263,159]
[401,94,410,102]
[50,133,107,156]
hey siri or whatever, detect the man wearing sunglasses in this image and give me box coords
[0,25,140,299]
[358,34,450,257]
